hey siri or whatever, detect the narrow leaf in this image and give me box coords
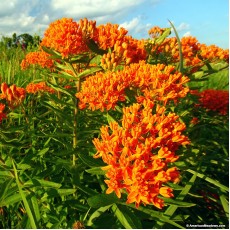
[112,204,142,229]
[86,167,105,175]
[219,194,229,219]
[187,169,229,192]
[78,151,105,167]
[87,193,119,209]
[87,205,112,226]
[78,67,102,79]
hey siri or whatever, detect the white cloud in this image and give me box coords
[0,0,155,38]
[183,31,191,37]
[120,17,152,38]
[176,22,190,32]
[49,0,145,21]
[0,0,149,36]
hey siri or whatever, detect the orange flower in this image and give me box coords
[147,30,229,73]
[26,82,56,94]
[0,83,26,109]
[96,23,128,50]
[20,51,54,70]
[76,61,189,111]
[93,100,190,208]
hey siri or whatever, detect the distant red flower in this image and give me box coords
[197,89,229,115]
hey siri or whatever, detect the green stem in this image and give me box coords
[72,64,81,165]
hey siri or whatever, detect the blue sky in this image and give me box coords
[0,0,228,48]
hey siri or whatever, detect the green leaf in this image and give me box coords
[87,193,119,209]
[57,188,76,197]
[50,70,76,80]
[77,184,98,196]
[64,200,89,211]
[78,66,102,79]
[187,169,229,192]
[155,27,171,44]
[125,203,184,229]
[0,193,22,207]
[105,112,117,123]
[12,159,37,229]
[24,179,62,189]
[86,167,105,175]
[219,194,229,219]
[87,205,112,226]
[37,147,49,157]
[17,163,32,170]
[161,197,196,207]
[45,81,74,97]
[191,71,204,79]
[41,46,61,59]
[0,178,14,202]
[112,204,142,229]
[86,39,107,55]
[0,170,13,178]
[29,195,41,226]
[78,151,105,168]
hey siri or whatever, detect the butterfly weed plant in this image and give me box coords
[0,18,229,229]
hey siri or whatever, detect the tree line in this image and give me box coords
[0,33,41,50]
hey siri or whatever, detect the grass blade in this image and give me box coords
[12,159,37,229]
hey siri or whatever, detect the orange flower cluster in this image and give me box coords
[76,61,189,111]
[199,44,229,63]
[20,51,54,70]
[148,32,229,72]
[40,18,95,58]
[96,23,128,50]
[26,82,56,94]
[93,99,190,208]
[0,103,7,123]
[0,83,26,109]
[21,18,146,70]
[197,89,229,115]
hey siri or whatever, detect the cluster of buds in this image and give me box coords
[101,52,118,70]
[79,18,97,41]
[0,83,26,109]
